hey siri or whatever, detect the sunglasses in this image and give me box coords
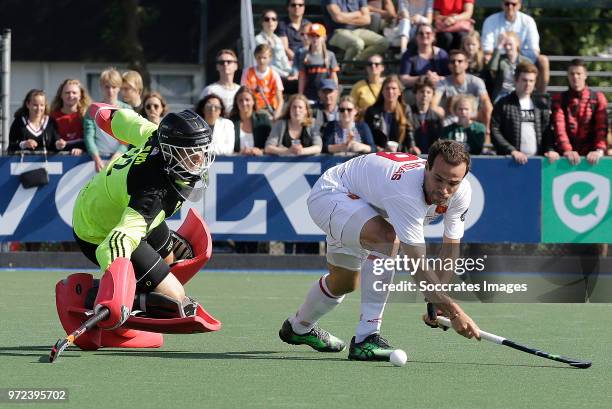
[367,62,383,67]
[263,16,277,22]
[289,3,305,7]
[504,1,518,6]
[217,60,236,65]
[145,103,160,110]
[339,107,354,113]
[205,103,222,111]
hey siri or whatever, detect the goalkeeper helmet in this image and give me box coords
[157,109,215,184]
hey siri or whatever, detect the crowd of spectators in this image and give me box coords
[8,0,609,166]
[5,0,610,256]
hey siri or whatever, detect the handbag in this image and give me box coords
[19,137,49,188]
[435,17,474,33]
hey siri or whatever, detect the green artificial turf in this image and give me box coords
[1,270,610,409]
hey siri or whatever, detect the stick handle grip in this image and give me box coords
[437,316,505,344]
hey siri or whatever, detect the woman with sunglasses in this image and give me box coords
[199,49,240,117]
[350,54,385,115]
[195,94,235,156]
[139,92,168,125]
[323,96,375,156]
[399,23,449,89]
[364,75,414,152]
[265,94,322,156]
[255,9,293,79]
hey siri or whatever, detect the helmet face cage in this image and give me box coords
[160,141,215,183]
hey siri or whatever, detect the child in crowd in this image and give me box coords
[8,89,59,154]
[255,9,293,79]
[487,31,531,102]
[83,67,132,172]
[298,23,339,103]
[408,76,443,154]
[50,79,91,155]
[442,94,485,154]
[241,43,285,119]
[462,31,485,77]
[121,70,144,110]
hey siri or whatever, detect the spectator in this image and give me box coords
[481,0,549,93]
[8,89,59,154]
[394,0,434,54]
[291,23,312,78]
[364,75,413,151]
[199,49,241,116]
[491,61,557,165]
[230,86,272,156]
[433,0,474,51]
[367,0,397,33]
[196,94,235,156]
[121,70,144,110]
[323,95,376,155]
[432,49,493,135]
[486,31,531,103]
[350,54,385,115]
[49,79,91,156]
[256,9,294,79]
[399,23,449,89]
[550,58,608,165]
[241,44,285,119]
[408,76,443,154]
[265,94,323,156]
[312,79,340,134]
[461,31,485,77]
[139,92,168,125]
[83,67,132,172]
[323,0,390,61]
[441,94,485,154]
[277,0,311,63]
[298,23,339,103]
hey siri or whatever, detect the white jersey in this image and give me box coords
[317,152,471,244]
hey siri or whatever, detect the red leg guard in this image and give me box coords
[56,273,164,350]
[101,327,164,348]
[123,304,222,334]
[170,208,213,285]
[55,273,102,351]
[94,258,136,330]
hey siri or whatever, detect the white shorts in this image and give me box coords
[307,178,379,270]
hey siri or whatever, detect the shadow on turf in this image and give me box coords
[400,360,577,370]
[0,346,584,369]
[94,350,348,362]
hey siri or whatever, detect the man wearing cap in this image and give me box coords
[312,79,340,135]
[323,0,390,61]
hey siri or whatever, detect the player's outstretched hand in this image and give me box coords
[451,311,480,340]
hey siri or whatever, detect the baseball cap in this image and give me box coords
[320,79,338,91]
[307,23,327,37]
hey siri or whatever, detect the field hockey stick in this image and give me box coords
[431,308,592,369]
[48,307,109,363]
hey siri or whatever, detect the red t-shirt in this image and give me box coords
[50,110,83,142]
[434,0,473,16]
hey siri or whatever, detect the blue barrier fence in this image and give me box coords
[0,155,544,243]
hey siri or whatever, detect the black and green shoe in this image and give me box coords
[278,319,346,352]
[348,334,395,361]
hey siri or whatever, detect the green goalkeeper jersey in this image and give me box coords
[73,109,184,271]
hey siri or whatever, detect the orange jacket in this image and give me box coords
[243,67,279,111]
